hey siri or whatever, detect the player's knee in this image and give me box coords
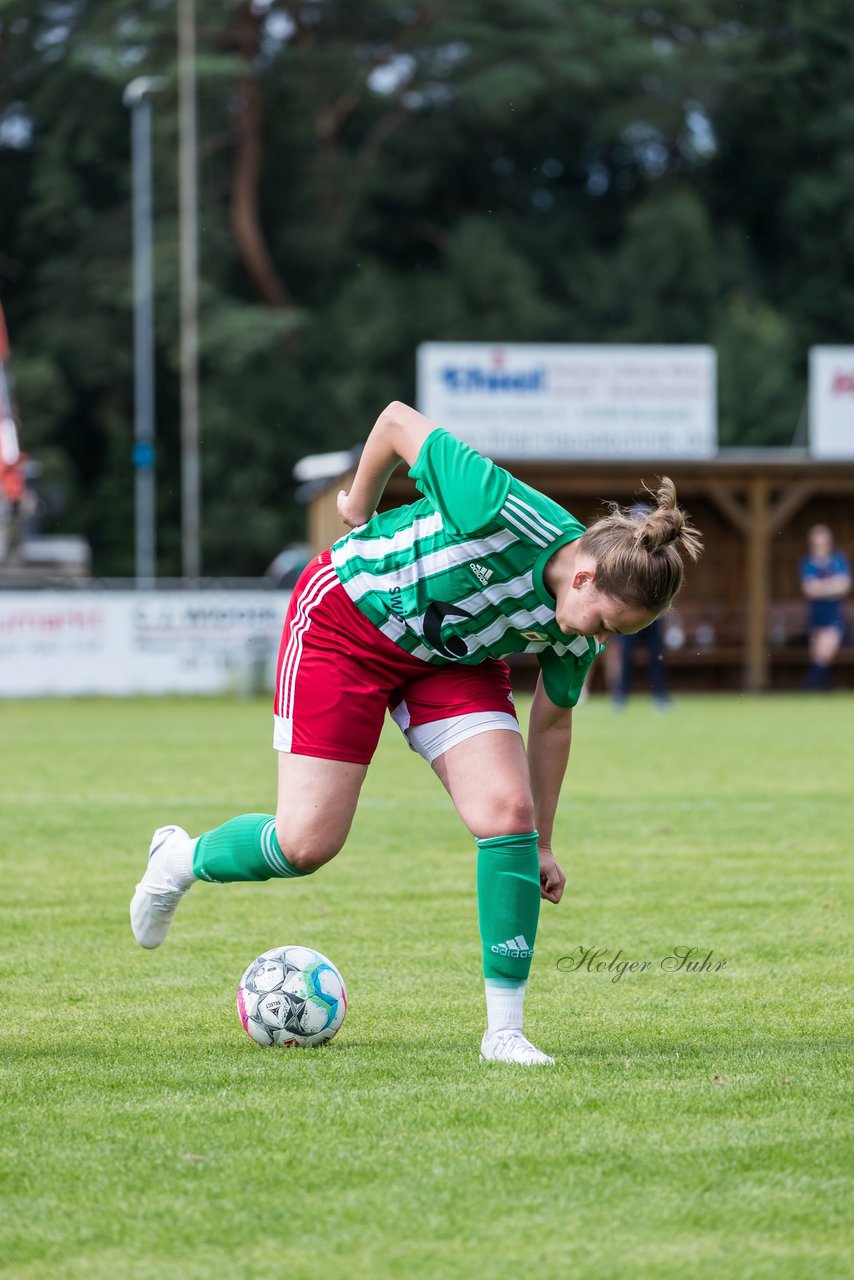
[274,820,344,873]
[470,793,536,840]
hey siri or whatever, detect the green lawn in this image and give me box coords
[1,694,851,1279]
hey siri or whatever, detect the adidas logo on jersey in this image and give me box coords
[491,934,534,959]
[469,562,493,587]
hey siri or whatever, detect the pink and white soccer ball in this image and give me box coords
[237,945,347,1047]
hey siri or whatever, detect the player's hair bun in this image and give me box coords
[578,478,703,612]
[632,478,703,562]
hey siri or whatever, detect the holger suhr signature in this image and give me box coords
[557,945,727,983]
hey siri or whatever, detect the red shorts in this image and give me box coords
[272,551,517,765]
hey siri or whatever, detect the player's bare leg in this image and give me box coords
[274,753,368,872]
[130,755,367,949]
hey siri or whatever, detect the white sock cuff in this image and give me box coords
[175,836,199,887]
[484,979,527,1035]
[151,833,198,891]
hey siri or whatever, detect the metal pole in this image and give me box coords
[178,0,201,581]
[124,77,164,588]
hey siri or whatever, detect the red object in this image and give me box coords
[0,458,25,504]
[273,550,517,764]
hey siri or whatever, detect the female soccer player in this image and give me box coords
[131,402,702,1064]
[800,523,851,690]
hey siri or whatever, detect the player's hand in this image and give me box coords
[538,844,566,903]
[337,490,376,529]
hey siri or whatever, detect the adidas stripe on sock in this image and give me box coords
[193,813,311,883]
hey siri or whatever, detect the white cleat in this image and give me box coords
[480,1029,555,1066]
[130,825,196,949]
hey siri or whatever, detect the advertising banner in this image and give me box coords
[809,347,854,458]
[0,591,290,697]
[417,342,717,459]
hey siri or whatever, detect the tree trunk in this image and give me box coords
[231,2,290,309]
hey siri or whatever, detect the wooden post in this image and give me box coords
[767,480,814,535]
[745,476,770,691]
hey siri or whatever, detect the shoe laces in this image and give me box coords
[489,1029,549,1062]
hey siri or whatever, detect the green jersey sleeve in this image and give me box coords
[537,647,597,709]
[408,429,512,537]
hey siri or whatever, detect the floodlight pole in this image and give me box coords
[178,0,201,582]
[124,76,165,589]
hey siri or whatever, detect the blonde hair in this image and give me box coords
[578,478,703,612]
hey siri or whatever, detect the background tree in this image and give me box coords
[0,0,851,574]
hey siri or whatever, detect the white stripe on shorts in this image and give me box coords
[275,564,339,721]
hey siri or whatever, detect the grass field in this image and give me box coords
[1,692,852,1279]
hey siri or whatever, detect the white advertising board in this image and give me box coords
[0,591,291,697]
[809,346,854,459]
[417,342,717,459]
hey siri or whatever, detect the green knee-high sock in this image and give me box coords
[476,831,541,986]
[193,814,310,883]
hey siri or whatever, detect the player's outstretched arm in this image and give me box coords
[338,401,438,528]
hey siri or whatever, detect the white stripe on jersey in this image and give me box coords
[451,571,575,655]
[456,568,557,623]
[336,527,519,600]
[276,565,339,719]
[391,574,572,658]
[335,511,444,562]
[374,611,434,663]
[458,568,536,610]
[500,497,553,547]
[458,573,571,650]
[456,601,556,654]
[504,492,563,539]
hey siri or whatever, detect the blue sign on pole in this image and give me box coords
[132,441,155,469]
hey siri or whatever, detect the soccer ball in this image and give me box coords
[237,945,347,1047]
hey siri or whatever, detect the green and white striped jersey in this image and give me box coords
[330,429,602,707]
